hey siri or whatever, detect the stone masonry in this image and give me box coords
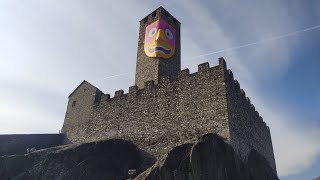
[135,7,181,88]
[62,58,277,174]
[61,6,277,175]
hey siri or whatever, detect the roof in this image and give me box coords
[68,80,103,98]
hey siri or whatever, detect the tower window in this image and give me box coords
[72,101,76,107]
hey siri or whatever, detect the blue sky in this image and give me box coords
[0,1,319,179]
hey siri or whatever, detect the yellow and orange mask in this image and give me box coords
[144,19,176,59]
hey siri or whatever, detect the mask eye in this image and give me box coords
[148,27,157,37]
[165,29,173,39]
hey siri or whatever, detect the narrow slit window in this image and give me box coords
[72,101,76,107]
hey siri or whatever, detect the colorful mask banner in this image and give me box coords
[144,19,176,59]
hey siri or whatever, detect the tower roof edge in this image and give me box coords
[139,6,181,24]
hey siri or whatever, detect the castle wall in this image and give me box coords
[62,59,276,173]
[224,69,277,174]
[63,61,230,157]
[0,134,64,156]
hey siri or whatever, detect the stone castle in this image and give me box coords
[61,7,277,173]
[0,6,277,178]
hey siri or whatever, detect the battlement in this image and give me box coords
[224,67,276,171]
[225,68,270,130]
[62,57,276,174]
[140,6,180,25]
[97,58,267,141]
[96,60,225,105]
[65,57,271,136]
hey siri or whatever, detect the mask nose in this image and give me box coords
[155,29,165,41]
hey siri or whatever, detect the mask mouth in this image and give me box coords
[148,45,171,55]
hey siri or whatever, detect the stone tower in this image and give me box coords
[135,6,181,88]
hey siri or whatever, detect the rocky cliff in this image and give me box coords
[136,133,278,180]
[1,133,278,180]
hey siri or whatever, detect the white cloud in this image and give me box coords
[254,98,320,176]
[0,98,63,134]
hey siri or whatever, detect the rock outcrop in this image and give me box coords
[136,133,278,180]
[1,133,278,180]
[0,139,155,180]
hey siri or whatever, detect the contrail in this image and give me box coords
[91,73,129,82]
[186,24,320,60]
[92,24,320,81]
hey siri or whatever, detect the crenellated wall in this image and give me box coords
[61,58,276,174]
[224,68,277,174]
[62,59,229,157]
